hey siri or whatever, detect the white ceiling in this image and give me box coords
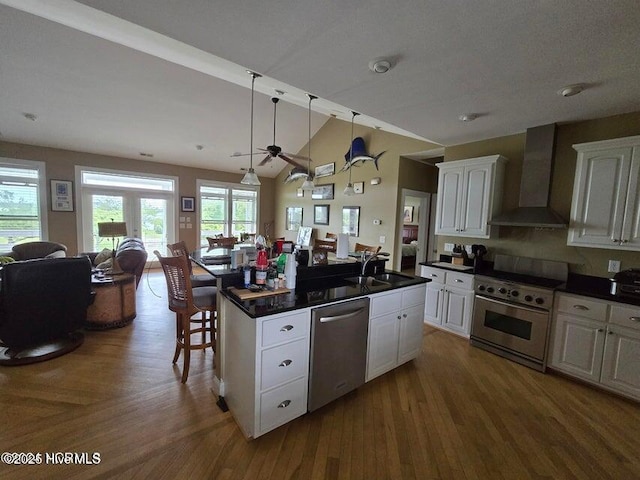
[1,0,640,178]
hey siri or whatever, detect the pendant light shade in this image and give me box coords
[241,71,262,186]
[301,94,317,191]
[343,110,359,196]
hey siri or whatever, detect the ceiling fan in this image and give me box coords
[232,97,310,168]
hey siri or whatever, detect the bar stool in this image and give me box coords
[167,240,217,287]
[154,251,216,383]
[355,242,381,254]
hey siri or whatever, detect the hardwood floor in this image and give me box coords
[1,271,639,479]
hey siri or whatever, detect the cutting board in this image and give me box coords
[228,286,291,300]
[431,262,474,272]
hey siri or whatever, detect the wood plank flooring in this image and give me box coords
[1,271,639,479]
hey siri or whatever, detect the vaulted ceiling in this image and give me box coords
[1,0,639,177]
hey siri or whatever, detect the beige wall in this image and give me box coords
[437,111,640,277]
[273,117,437,266]
[0,141,276,255]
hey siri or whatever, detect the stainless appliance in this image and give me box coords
[610,269,640,298]
[470,254,568,371]
[308,297,370,411]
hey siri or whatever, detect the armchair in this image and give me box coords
[0,257,94,365]
[8,241,67,260]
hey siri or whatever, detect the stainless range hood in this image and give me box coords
[488,123,567,228]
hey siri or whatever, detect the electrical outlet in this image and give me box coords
[444,243,454,252]
[379,236,386,244]
[608,260,621,273]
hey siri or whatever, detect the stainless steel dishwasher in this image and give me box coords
[308,297,370,412]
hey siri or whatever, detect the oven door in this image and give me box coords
[471,294,550,361]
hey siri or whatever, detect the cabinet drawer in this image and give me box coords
[260,339,309,391]
[420,266,444,283]
[402,284,426,308]
[610,304,640,330]
[556,294,608,321]
[445,272,474,290]
[370,291,402,317]
[262,311,309,348]
[259,377,307,435]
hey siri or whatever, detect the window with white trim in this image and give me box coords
[199,183,258,245]
[0,159,47,250]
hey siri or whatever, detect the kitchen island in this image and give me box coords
[216,265,427,439]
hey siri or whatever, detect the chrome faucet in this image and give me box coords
[361,251,390,276]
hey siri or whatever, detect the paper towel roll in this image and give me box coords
[336,233,349,259]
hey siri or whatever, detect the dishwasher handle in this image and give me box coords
[319,307,366,323]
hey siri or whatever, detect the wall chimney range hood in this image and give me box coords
[488,123,568,229]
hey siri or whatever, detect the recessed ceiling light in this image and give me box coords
[557,84,585,97]
[368,58,392,74]
[458,114,478,122]
[23,113,37,121]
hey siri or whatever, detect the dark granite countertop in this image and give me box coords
[561,274,640,307]
[221,271,428,318]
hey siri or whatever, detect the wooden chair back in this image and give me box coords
[314,238,337,253]
[206,236,237,248]
[354,243,381,254]
[326,233,338,240]
[167,240,193,275]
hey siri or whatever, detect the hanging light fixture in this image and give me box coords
[343,111,359,196]
[241,71,262,186]
[301,94,317,190]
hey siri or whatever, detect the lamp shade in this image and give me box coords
[98,222,127,238]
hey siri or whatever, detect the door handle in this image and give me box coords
[630,316,640,322]
[319,307,366,323]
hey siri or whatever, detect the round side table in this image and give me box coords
[86,273,137,329]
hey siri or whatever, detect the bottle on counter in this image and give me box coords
[243,264,251,288]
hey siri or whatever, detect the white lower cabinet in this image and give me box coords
[366,284,426,382]
[420,266,474,337]
[550,293,640,400]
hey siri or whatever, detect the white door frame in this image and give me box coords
[396,189,433,273]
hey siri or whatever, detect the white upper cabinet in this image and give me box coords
[435,155,507,238]
[569,135,640,250]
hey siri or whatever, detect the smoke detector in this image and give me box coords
[368,58,392,74]
[557,84,584,97]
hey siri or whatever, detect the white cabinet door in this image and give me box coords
[424,281,443,326]
[367,312,401,381]
[570,136,640,251]
[442,287,474,336]
[600,325,640,398]
[435,168,464,235]
[398,304,425,364]
[550,313,606,382]
[459,163,493,237]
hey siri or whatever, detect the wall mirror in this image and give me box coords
[342,206,360,237]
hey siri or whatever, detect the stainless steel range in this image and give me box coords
[470,254,568,372]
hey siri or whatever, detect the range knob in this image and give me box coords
[511,290,519,297]
[498,287,507,294]
[524,295,533,302]
[486,287,495,293]
[478,285,486,291]
[535,297,545,305]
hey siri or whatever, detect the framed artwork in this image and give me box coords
[342,206,360,237]
[313,204,330,225]
[311,183,334,200]
[403,205,414,223]
[353,181,364,194]
[286,206,303,231]
[315,162,335,178]
[51,180,74,212]
[296,188,304,198]
[181,196,196,212]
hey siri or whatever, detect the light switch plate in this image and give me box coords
[379,236,386,244]
[608,260,621,273]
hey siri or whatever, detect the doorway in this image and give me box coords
[397,189,436,274]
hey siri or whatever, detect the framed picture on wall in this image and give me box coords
[403,205,414,223]
[181,196,196,212]
[51,180,74,212]
[313,204,330,225]
[311,183,334,200]
[353,182,364,194]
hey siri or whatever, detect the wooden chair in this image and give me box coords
[167,240,217,288]
[154,251,216,383]
[314,238,337,253]
[355,243,381,254]
[206,236,237,248]
[326,233,338,240]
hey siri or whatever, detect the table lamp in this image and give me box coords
[98,220,128,274]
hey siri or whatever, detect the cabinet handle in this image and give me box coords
[613,238,620,243]
[597,328,604,332]
[630,316,640,322]
[402,313,407,318]
[280,325,294,332]
[397,315,402,320]
[454,279,463,283]
[572,305,589,311]
[278,359,292,367]
[607,330,614,335]
[621,239,628,244]
[430,274,439,278]
[277,400,291,408]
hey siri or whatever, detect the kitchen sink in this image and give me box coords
[372,273,414,283]
[343,276,391,287]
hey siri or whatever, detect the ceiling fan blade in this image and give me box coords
[279,154,305,168]
[258,155,272,166]
[283,151,311,161]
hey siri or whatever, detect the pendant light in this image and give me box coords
[241,71,262,186]
[343,111,359,196]
[301,94,317,190]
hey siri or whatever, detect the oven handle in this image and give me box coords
[475,294,549,315]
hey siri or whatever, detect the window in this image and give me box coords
[199,182,258,245]
[0,159,47,250]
